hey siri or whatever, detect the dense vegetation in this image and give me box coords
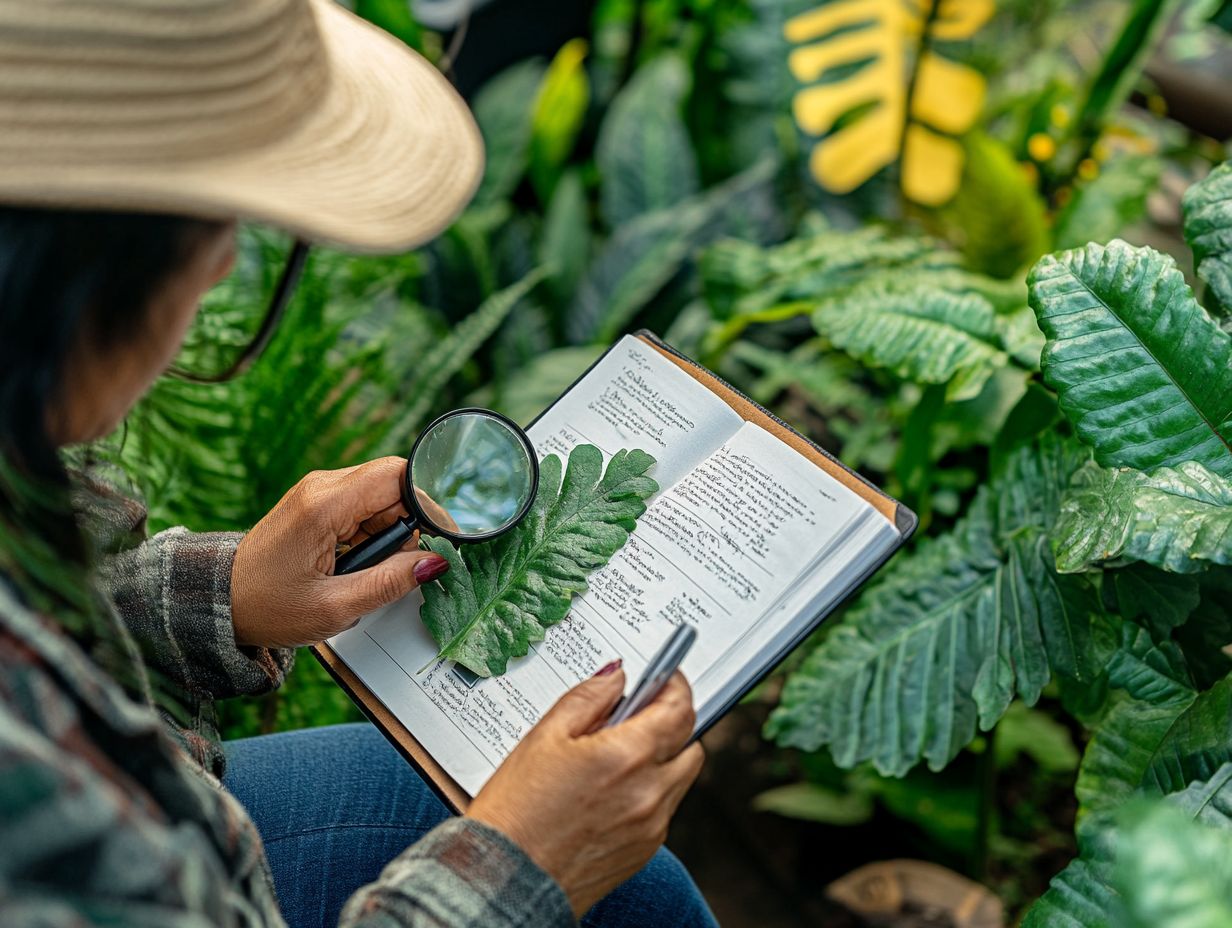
[111,0,1232,922]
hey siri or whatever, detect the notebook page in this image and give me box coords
[327,335,743,795]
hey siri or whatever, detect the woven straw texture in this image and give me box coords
[0,0,484,252]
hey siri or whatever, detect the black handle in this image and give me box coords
[334,516,419,575]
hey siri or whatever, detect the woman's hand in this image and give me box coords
[230,457,450,648]
[468,665,705,917]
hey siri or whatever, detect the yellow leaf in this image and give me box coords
[785,0,994,207]
[809,105,901,193]
[901,124,965,206]
[928,0,995,40]
[911,51,985,135]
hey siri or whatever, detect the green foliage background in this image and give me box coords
[109,0,1232,922]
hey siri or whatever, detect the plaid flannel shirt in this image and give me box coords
[0,471,573,927]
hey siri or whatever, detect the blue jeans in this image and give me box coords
[224,723,717,928]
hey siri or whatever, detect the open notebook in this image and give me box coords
[314,331,916,810]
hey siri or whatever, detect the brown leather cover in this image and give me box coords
[312,332,908,814]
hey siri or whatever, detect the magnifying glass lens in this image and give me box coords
[412,413,535,537]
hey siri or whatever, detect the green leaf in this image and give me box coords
[470,60,546,207]
[766,437,1106,776]
[1176,573,1232,689]
[933,131,1050,279]
[529,39,590,203]
[566,157,777,344]
[539,169,590,301]
[1183,159,1232,317]
[1051,460,1232,574]
[385,268,548,449]
[1113,563,1201,639]
[994,701,1080,773]
[811,284,1008,401]
[419,445,658,676]
[1117,791,1232,928]
[595,54,699,229]
[1028,239,1232,477]
[1025,762,1232,928]
[752,782,874,826]
[1054,153,1162,252]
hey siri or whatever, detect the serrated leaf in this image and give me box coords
[766,437,1105,776]
[419,445,658,676]
[812,284,1008,401]
[1028,239,1232,477]
[785,0,992,206]
[1182,160,1232,316]
[1051,460,1232,574]
[595,54,698,229]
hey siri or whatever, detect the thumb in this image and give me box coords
[321,548,448,624]
[542,661,626,737]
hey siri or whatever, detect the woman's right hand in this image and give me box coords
[467,664,704,917]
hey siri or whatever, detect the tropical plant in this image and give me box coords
[747,161,1232,923]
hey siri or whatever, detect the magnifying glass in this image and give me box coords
[334,408,539,576]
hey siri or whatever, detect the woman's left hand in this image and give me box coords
[230,457,450,648]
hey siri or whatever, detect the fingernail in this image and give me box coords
[413,554,449,584]
[594,659,622,677]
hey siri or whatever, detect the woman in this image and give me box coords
[0,1,714,926]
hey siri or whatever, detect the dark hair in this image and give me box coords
[0,206,223,646]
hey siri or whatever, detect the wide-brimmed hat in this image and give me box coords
[0,0,484,253]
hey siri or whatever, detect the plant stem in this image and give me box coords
[971,722,997,882]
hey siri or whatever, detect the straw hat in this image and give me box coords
[0,0,484,253]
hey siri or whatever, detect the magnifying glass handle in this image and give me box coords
[334,516,421,576]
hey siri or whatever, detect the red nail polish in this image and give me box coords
[594,659,622,677]
[413,554,449,584]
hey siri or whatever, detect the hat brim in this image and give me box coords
[0,0,484,254]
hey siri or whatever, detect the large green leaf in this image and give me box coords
[529,39,589,203]
[565,157,777,344]
[1051,460,1232,574]
[1028,240,1232,477]
[1183,160,1232,316]
[811,283,1009,401]
[594,54,699,229]
[1117,792,1232,928]
[419,445,658,676]
[1025,761,1232,928]
[766,437,1107,776]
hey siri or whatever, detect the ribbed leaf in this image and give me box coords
[766,437,1105,775]
[1027,240,1232,477]
[595,54,698,229]
[1052,460,1232,574]
[812,284,1008,401]
[1183,159,1232,316]
[1025,762,1232,928]
[1113,564,1201,640]
[419,445,658,676]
